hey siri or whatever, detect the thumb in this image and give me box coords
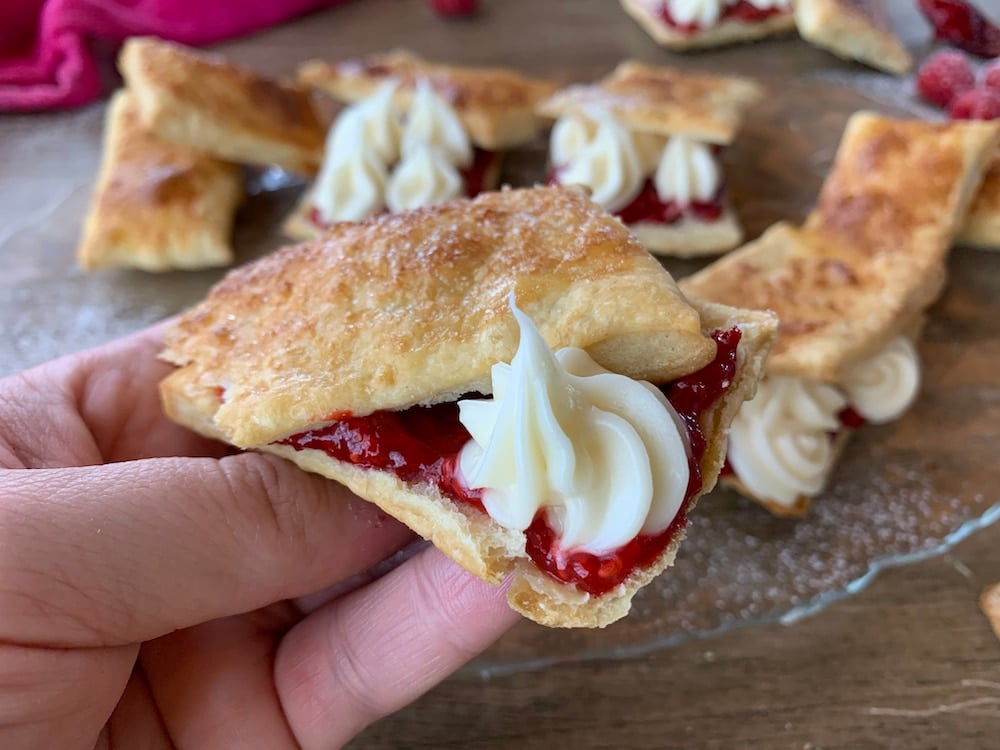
[0,453,414,648]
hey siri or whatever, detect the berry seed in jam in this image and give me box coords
[278,328,742,597]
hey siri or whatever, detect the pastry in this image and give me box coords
[620,0,796,51]
[982,582,1000,643]
[119,37,326,176]
[285,50,555,240]
[958,156,1000,248]
[794,0,912,75]
[681,112,999,515]
[77,91,243,272]
[159,185,777,627]
[537,61,763,257]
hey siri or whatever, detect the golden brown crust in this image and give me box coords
[958,156,1000,249]
[794,0,912,75]
[981,583,1000,642]
[161,185,717,448]
[682,114,998,380]
[536,61,764,145]
[282,154,504,242]
[681,222,949,380]
[77,91,243,272]
[296,50,557,151]
[119,37,325,176]
[805,113,998,259]
[628,205,743,257]
[620,0,797,51]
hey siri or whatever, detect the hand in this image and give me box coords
[0,324,520,748]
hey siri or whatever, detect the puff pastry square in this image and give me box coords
[160,185,777,627]
[77,91,243,272]
[119,37,326,176]
[536,61,764,145]
[958,156,1000,249]
[795,0,912,75]
[297,49,557,151]
[682,113,999,514]
[620,0,797,51]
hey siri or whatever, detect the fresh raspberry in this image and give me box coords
[984,60,1000,95]
[948,87,1000,120]
[918,0,1000,59]
[915,50,976,108]
[429,0,477,16]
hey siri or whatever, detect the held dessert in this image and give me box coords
[537,62,763,258]
[794,0,912,75]
[620,0,796,51]
[118,37,326,176]
[286,50,556,240]
[681,112,1000,515]
[77,91,243,272]
[159,185,777,627]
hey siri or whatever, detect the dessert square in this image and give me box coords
[795,0,912,75]
[620,0,797,51]
[77,91,243,272]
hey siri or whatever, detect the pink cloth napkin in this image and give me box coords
[0,0,344,112]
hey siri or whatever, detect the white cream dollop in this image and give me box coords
[312,113,389,223]
[385,142,464,212]
[457,300,690,554]
[339,82,401,166]
[550,115,597,168]
[667,0,724,27]
[558,112,646,213]
[654,135,721,207]
[727,376,847,509]
[401,79,473,169]
[841,337,920,425]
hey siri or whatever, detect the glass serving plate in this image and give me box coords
[2,72,998,679]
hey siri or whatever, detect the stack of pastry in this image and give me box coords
[285,50,556,239]
[538,61,763,257]
[78,37,327,272]
[682,112,1000,514]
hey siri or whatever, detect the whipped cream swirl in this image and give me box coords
[841,337,920,425]
[402,79,473,169]
[727,376,847,509]
[665,0,725,27]
[557,111,646,213]
[654,135,721,207]
[457,299,690,554]
[313,111,390,224]
[386,142,464,212]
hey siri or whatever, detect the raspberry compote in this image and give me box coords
[656,1,788,34]
[278,328,742,596]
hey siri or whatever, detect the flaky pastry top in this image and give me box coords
[297,49,557,150]
[161,186,715,447]
[536,61,764,145]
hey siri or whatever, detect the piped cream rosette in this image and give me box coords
[551,106,722,215]
[647,0,792,29]
[727,336,921,509]
[312,79,474,223]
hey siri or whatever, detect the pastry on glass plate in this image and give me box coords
[958,156,1000,249]
[620,0,796,50]
[681,112,1000,516]
[119,37,326,176]
[77,91,243,272]
[794,0,912,75]
[159,185,777,627]
[285,50,556,240]
[537,61,763,257]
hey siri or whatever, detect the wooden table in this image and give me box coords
[2,1,999,747]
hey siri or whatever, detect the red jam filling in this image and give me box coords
[656,0,787,34]
[308,148,497,229]
[837,406,866,430]
[278,328,741,596]
[548,171,725,227]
